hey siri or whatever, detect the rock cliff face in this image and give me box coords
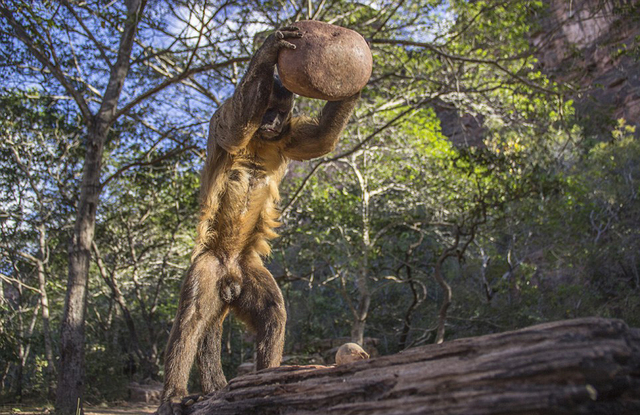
[533,0,640,137]
[436,1,640,144]
[434,100,485,148]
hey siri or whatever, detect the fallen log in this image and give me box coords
[187,318,640,414]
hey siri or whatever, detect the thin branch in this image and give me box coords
[0,5,93,121]
[181,76,221,105]
[115,57,249,119]
[281,96,437,215]
[0,272,42,294]
[1,244,40,265]
[434,229,460,344]
[60,0,113,69]
[369,38,566,95]
[310,0,327,20]
[370,0,406,39]
[100,144,196,189]
[96,0,146,123]
[127,115,207,160]
[281,161,324,216]
[336,270,358,319]
[444,1,508,46]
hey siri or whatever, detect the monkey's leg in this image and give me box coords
[197,309,229,394]
[160,254,225,412]
[233,262,287,370]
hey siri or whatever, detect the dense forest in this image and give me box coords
[1,0,639,413]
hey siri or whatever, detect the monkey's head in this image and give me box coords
[259,75,294,141]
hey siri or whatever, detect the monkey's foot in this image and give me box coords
[220,278,242,303]
[155,398,183,415]
[182,394,207,407]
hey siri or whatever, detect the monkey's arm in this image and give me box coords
[212,28,301,154]
[282,93,359,161]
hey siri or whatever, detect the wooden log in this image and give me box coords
[186,318,640,414]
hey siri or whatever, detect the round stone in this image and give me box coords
[277,20,372,101]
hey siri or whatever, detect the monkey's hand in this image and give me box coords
[256,26,302,65]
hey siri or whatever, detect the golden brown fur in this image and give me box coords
[157,26,359,415]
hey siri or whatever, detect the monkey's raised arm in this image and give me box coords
[210,27,301,154]
[282,92,359,161]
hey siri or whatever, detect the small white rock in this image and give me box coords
[335,342,370,365]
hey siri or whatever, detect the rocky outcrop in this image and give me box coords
[435,1,640,145]
[433,100,485,148]
[533,0,640,136]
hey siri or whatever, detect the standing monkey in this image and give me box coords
[157,26,359,414]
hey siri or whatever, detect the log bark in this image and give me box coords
[187,317,640,415]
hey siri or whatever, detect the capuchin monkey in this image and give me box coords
[157,26,359,415]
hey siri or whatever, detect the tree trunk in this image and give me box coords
[17,299,40,403]
[348,159,372,347]
[36,224,56,400]
[56,127,105,414]
[54,1,145,412]
[398,266,421,350]
[433,246,455,344]
[184,318,640,415]
[0,282,7,395]
[351,268,371,346]
[16,341,24,402]
[350,317,366,347]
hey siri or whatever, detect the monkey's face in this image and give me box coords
[259,78,294,141]
[259,101,292,140]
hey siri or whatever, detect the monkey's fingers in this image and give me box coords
[273,26,302,51]
[278,25,301,33]
[275,28,303,40]
[277,40,297,50]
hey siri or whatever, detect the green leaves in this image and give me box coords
[2,1,639,403]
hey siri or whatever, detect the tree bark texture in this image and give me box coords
[186,318,640,415]
[55,1,145,412]
[56,129,106,414]
[36,225,56,399]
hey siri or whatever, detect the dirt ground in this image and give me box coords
[0,402,156,414]
[86,403,156,415]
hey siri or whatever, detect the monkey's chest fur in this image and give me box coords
[195,144,287,261]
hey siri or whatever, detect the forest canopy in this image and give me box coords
[1,0,639,413]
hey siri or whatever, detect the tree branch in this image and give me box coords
[369,38,566,95]
[100,143,196,189]
[0,244,40,265]
[97,0,146,123]
[0,5,93,122]
[115,57,250,119]
[60,0,113,69]
[281,95,438,215]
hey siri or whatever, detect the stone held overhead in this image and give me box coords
[277,20,373,101]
